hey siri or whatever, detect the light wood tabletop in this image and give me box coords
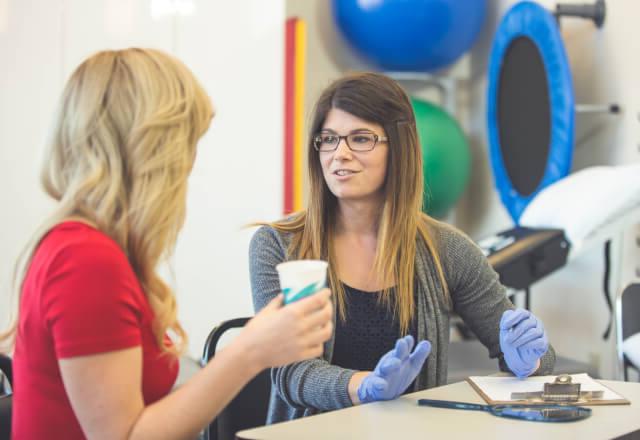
[237,379,640,440]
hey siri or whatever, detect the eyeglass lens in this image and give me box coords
[314,133,378,151]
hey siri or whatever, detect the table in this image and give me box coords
[237,379,640,440]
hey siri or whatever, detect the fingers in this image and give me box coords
[304,320,333,348]
[510,321,546,348]
[394,335,413,361]
[288,341,324,363]
[283,287,332,335]
[264,293,284,310]
[511,328,544,348]
[301,343,324,360]
[520,335,548,353]
[503,316,537,344]
[299,298,333,332]
[288,288,331,314]
[373,349,396,375]
[404,335,415,353]
[519,346,546,368]
[250,294,283,324]
[378,356,402,376]
[409,340,431,369]
[500,308,530,330]
[299,320,333,359]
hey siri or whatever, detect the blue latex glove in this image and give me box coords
[499,309,549,378]
[357,335,431,403]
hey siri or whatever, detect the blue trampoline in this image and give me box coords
[487,1,575,224]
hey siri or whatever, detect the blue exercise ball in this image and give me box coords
[332,0,487,72]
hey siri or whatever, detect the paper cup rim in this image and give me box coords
[276,260,328,272]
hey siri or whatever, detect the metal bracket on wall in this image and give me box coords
[384,71,458,116]
[555,0,606,28]
[575,104,620,114]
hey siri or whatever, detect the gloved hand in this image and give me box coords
[499,308,549,378]
[357,335,431,403]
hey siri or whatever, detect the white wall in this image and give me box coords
[172,0,284,357]
[0,0,285,357]
[0,0,63,337]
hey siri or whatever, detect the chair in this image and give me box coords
[201,318,271,440]
[617,283,640,381]
[0,354,13,440]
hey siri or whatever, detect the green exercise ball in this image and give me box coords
[411,98,471,218]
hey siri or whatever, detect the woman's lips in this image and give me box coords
[333,169,359,180]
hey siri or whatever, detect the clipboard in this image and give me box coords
[466,373,630,406]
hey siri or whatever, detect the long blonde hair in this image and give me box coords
[0,48,213,354]
[270,72,448,334]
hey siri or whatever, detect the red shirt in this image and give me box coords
[12,222,179,439]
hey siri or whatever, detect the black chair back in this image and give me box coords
[0,354,13,440]
[201,318,271,440]
[618,283,640,381]
[0,355,11,387]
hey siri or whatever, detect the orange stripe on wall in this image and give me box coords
[284,18,296,215]
[293,19,306,212]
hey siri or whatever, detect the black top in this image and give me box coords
[332,283,418,374]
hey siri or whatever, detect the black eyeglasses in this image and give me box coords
[312,132,388,152]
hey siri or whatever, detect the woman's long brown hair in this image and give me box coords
[269,72,449,334]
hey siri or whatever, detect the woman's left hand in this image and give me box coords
[499,308,549,378]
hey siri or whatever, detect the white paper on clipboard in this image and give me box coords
[467,373,628,405]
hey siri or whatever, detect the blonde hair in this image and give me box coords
[269,72,449,334]
[1,48,213,354]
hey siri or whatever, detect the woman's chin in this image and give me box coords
[330,189,380,203]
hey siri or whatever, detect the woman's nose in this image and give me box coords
[333,137,352,159]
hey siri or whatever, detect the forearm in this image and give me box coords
[129,342,260,440]
[273,359,357,411]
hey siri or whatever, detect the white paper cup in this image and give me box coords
[276,260,328,304]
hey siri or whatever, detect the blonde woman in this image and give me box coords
[249,72,555,423]
[1,48,332,439]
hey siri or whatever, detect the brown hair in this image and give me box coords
[269,72,448,333]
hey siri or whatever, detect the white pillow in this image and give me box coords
[519,164,640,246]
[623,332,640,370]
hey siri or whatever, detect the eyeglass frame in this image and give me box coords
[312,131,389,152]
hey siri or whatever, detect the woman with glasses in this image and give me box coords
[249,72,555,423]
[2,48,333,439]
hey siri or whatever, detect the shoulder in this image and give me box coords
[248,224,293,268]
[44,222,128,264]
[38,222,134,284]
[250,224,289,244]
[33,223,144,321]
[249,224,290,252]
[419,215,480,257]
[249,214,303,256]
[417,215,488,278]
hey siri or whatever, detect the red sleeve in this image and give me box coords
[42,239,144,359]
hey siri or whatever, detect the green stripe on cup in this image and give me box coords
[283,281,324,303]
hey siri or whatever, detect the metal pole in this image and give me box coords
[575,104,620,114]
[556,0,606,28]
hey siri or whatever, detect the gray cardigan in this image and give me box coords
[249,220,556,424]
